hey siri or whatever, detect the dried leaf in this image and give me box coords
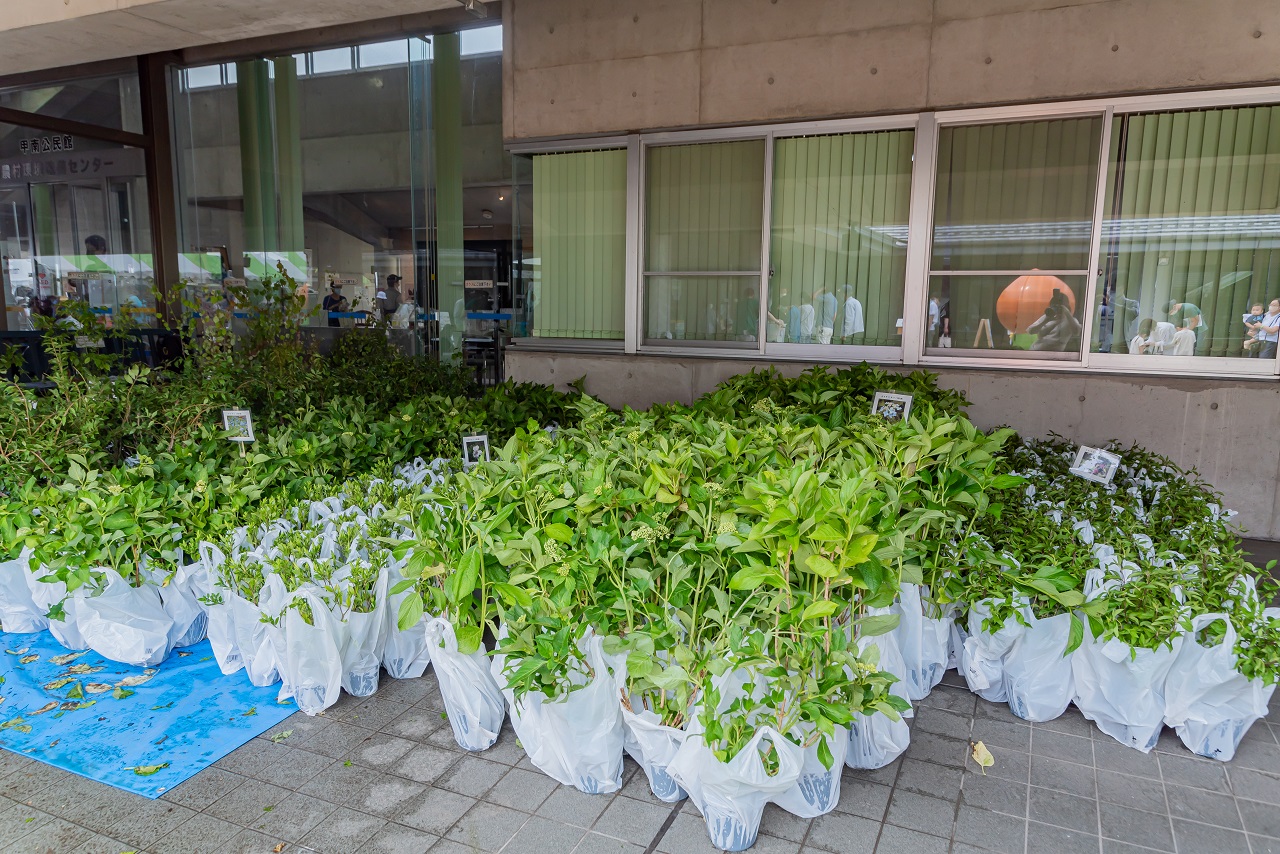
[18,654,38,664]
[114,670,156,688]
[971,741,995,774]
[42,677,75,691]
[85,683,113,694]
[272,844,286,853]
[49,651,88,666]
[66,664,102,675]
[29,702,57,716]
[5,647,30,656]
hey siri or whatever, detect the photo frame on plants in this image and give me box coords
[462,433,490,470]
[221,409,255,443]
[870,391,913,424]
[1069,445,1121,485]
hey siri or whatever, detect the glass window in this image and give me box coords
[183,65,224,90]
[644,139,765,345]
[309,48,353,75]
[927,116,1102,358]
[0,123,154,329]
[359,40,410,69]
[768,130,913,347]
[461,26,503,56]
[1094,105,1280,362]
[512,150,626,340]
[0,72,142,133]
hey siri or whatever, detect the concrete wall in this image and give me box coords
[506,348,1280,540]
[504,0,1280,139]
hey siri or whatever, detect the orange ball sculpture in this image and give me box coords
[996,272,1076,335]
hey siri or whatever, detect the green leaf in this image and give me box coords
[816,736,834,771]
[728,565,784,591]
[1065,614,1085,656]
[544,523,574,544]
[856,613,900,637]
[804,555,838,579]
[801,600,841,622]
[397,593,424,632]
[456,624,484,655]
[112,687,134,700]
[129,762,170,776]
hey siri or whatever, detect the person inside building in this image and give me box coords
[1167,299,1204,350]
[377,274,403,320]
[1243,302,1266,354]
[841,284,864,341]
[322,281,347,328]
[813,286,837,344]
[1255,298,1280,360]
[84,234,107,256]
[1027,290,1082,351]
[735,283,759,341]
[1129,317,1156,354]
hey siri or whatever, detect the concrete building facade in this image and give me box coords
[1,0,1279,535]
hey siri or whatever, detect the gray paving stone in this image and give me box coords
[250,790,335,841]
[204,778,292,826]
[6,817,97,854]
[152,811,243,854]
[103,798,199,849]
[70,831,144,854]
[1026,819,1099,854]
[0,802,54,843]
[844,756,900,787]
[952,804,1025,854]
[884,788,954,838]
[959,770,1028,817]
[161,767,244,811]
[1251,835,1280,854]
[874,824,949,854]
[757,803,810,843]
[1229,736,1280,772]
[500,814,587,854]
[1095,769,1167,814]
[219,827,289,854]
[444,801,530,851]
[298,719,375,759]
[1034,709,1096,740]
[394,786,476,835]
[1099,801,1174,850]
[1031,754,1097,799]
[334,695,413,731]
[912,705,973,740]
[1102,840,1173,854]
[975,744,1031,784]
[244,743,334,790]
[1239,797,1280,837]
[483,766,559,813]
[296,806,387,853]
[432,754,508,798]
[907,730,969,769]
[917,685,978,717]
[1030,729,1094,765]
[1228,766,1280,804]
[427,839,484,854]
[1165,782,1242,828]
[0,759,78,801]
[591,793,672,845]
[971,716,1032,752]
[894,758,962,798]
[535,785,611,829]
[479,727,528,766]
[360,777,429,818]
[390,744,462,784]
[805,809,881,852]
[1158,752,1230,793]
[575,831,646,853]
[832,777,891,819]
[352,733,419,770]
[1093,741,1161,778]
[1028,785,1099,834]
[376,674,436,705]
[363,822,441,854]
[300,759,388,805]
[1171,818,1251,854]
[381,707,449,741]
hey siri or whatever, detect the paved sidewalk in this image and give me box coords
[0,669,1276,854]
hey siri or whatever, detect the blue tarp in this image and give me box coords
[0,633,294,798]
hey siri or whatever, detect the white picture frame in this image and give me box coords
[1069,445,1121,485]
[871,391,913,424]
[221,409,255,443]
[462,433,490,470]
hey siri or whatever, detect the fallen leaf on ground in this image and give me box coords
[127,763,170,776]
[49,651,87,666]
[971,741,995,774]
[17,654,37,664]
[85,683,113,694]
[269,730,293,744]
[28,703,57,716]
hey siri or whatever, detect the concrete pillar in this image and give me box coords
[273,55,305,257]
[235,58,276,254]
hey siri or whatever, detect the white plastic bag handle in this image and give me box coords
[1186,612,1236,649]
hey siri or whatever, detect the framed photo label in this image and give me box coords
[1069,446,1121,485]
[222,409,255,443]
[870,391,913,424]
[462,433,490,470]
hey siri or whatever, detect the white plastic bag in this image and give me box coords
[1073,624,1183,752]
[846,624,913,770]
[26,565,88,650]
[199,543,243,674]
[668,726,803,852]
[281,589,343,715]
[382,562,431,679]
[1004,611,1076,722]
[424,617,505,751]
[229,574,288,688]
[156,563,208,649]
[1163,612,1276,761]
[0,550,47,634]
[961,599,1027,704]
[621,705,688,802]
[892,583,952,700]
[493,630,624,794]
[76,570,175,667]
[338,565,388,697]
[773,728,848,818]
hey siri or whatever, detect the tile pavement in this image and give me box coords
[0,669,1276,853]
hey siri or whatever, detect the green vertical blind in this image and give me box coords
[932,117,1103,272]
[532,149,627,340]
[769,130,913,346]
[644,140,765,343]
[1100,105,1280,357]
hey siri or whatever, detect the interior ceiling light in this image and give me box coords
[481,209,494,219]
[460,0,487,18]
